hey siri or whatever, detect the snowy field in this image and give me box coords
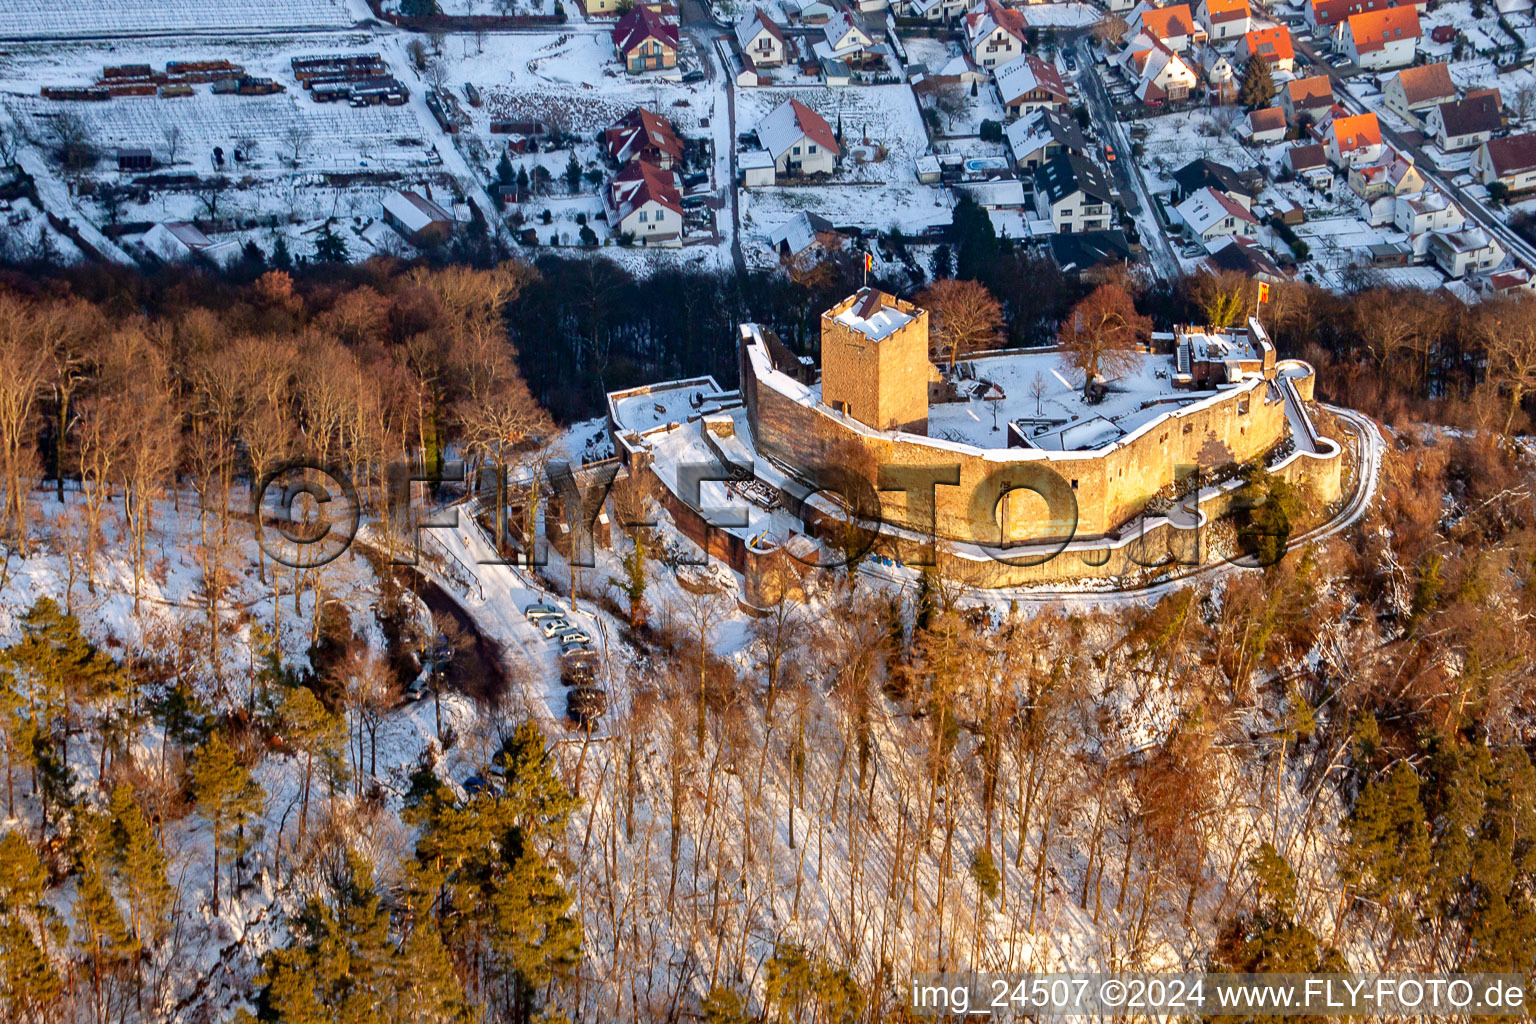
[0,0,364,38]
[6,92,435,173]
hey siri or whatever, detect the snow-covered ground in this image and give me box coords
[0,0,367,38]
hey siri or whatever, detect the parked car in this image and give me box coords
[681,68,706,83]
[557,628,594,647]
[526,603,563,620]
[541,617,572,638]
[567,686,608,727]
[1064,54,1078,71]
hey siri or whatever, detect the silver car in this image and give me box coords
[541,617,571,638]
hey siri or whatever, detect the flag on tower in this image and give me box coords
[864,251,873,273]
[1257,282,1270,304]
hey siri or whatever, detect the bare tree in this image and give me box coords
[282,123,311,169]
[1476,294,1536,436]
[933,83,967,132]
[1057,283,1152,397]
[917,278,1004,369]
[426,58,450,92]
[162,124,183,165]
[1030,370,1048,415]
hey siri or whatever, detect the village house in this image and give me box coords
[1034,151,1116,233]
[1176,185,1259,249]
[1122,34,1199,104]
[1427,227,1505,279]
[382,189,455,244]
[1197,0,1251,42]
[1424,90,1502,153]
[965,0,1028,68]
[1198,46,1238,104]
[142,222,239,264]
[1305,0,1415,32]
[896,0,969,20]
[769,211,838,262]
[1128,2,1202,50]
[1392,190,1464,256]
[1347,146,1423,202]
[735,8,789,68]
[994,54,1069,118]
[613,6,679,73]
[1334,6,1419,70]
[1282,75,1335,125]
[608,161,684,242]
[759,98,840,176]
[1173,158,1256,205]
[818,9,878,62]
[1482,267,1534,297]
[1285,143,1334,188]
[1248,106,1287,143]
[1205,235,1287,280]
[787,0,839,21]
[1322,111,1384,168]
[1005,107,1089,169]
[1381,63,1455,125]
[604,107,685,169]
[1241,26,1294,72]
[1050,230,1136,281]
[1471,133,1536,193]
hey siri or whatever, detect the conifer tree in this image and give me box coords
[191,732,265,914]
[0,830,63,1024]
[1341,762,1432,954]
[497,150,516,187]
[279,685,345,840]
[1239,55,1277,111]
[73,857,138,1024]
[105,784,173,949]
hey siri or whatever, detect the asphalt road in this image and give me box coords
[1292,32,1536,271]
[1076,44,1185,280]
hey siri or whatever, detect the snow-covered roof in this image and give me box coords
[383,190,453,233]
[832,288,914,340]
[993,53,1067,105]
[768,211,835,255]
[1176,186,1257,234]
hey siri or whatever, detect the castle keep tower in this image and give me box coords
[819,288,931,435]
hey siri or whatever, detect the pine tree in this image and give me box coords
[701,987,752,1024]
[105,784,172,949]
[4,597,125,822]
[73,858,138,1024]
[0,830,63,1024]
[494,721,578,854]
[279,685,345,840]
[191,732,265,914]
[497,150,516,186]
[516,165,530,202]
[1239,55,1277,111]
[1211,842,1347,991]
[1341,762,1432,952]
[393,916,472,1024]
[272,234,294,272]
[313,220,350,263]
[487,849,581,1024]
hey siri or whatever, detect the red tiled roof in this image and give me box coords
[1204,0,1250,23]
[610,160,682,219]
[1285,74,1334,107]
[1391,62,1454,104]
[1140,3,1197,40]
[604,107,684,166]
[613,5,678,56]
[1485,132,1536,177]
[1243,25,1293,62]
[1329,111,1382,150]
[1345,5,1419,52]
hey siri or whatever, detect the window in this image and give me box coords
[638,210,648,223]
[1238,396,1250,414]
[793,145,801,155]
[1071,479,1079,490]
[808,143,817,153]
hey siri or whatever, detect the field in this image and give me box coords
[0,0,365,39]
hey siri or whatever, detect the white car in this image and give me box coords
[526,603,564,620]
[557,630,594,649]
[541,617,572,638]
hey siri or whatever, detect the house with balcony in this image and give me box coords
[614,6,679,73]
[1034,151,1116,233]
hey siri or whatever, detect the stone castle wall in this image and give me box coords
[746,348,1297,547]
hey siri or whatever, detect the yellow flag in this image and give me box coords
[1257,282,1270,304]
